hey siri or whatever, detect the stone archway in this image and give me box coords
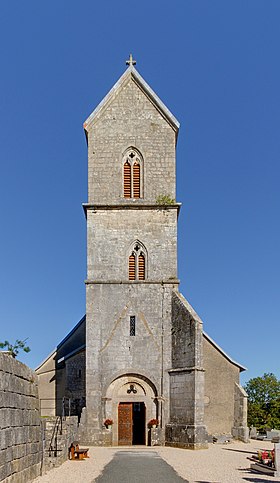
[104,374,158,446]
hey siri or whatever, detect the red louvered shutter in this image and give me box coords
[124,161,131,198]
[129,254,136,280]
[138,254,145,280]
[133,162,140,198]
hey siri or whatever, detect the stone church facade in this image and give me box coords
[36,59,248,448]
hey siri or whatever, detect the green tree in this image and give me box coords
[0,338,31,357]
[244,373,280,431]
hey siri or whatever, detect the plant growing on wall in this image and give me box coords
[156,194,175,205]
[0,338,31,357]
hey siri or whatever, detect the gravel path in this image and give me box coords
[33,440,280,483]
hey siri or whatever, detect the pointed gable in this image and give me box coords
[84,63,179,204]
[83,65,180,139]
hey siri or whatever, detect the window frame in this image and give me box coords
[122,148,144,199]
[128,240,147,281]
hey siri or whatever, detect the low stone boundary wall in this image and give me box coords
[0,352,42,482]
[42,416,79,473]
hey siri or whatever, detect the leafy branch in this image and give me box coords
[0,338,31,357]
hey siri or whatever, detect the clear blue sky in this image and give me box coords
[0,1,279,385]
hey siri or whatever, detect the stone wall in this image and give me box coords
[87,75,177,204]
[65,351,86,402]
[232,383,249,442]
[83,65,180,444]
[0,352,42,482]
[84,281,175,444]
[166,291,208,449]
[203,336,247,439]
[41,416,79,473]
[36,317,86,417]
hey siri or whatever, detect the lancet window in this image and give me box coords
[128,241,147,281]
[123,149,143,198]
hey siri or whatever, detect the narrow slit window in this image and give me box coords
[130,316,136,336]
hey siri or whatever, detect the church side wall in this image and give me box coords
[0,353,42,482]
[36,353,56,417]
[203,337,240,436]
[56,318,85,360]
[65,351,86,401]
[88,78,176,204]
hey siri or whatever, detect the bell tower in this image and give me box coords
[81,57,207,448]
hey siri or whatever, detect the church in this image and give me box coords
[36,56,248,449]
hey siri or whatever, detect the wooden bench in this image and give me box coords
[69,442,89,460]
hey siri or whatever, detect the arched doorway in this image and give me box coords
[104,374,158,446]
[118,401,146,445]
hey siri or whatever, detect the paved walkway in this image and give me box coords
[95,450,187,482]
[33,441,280,483]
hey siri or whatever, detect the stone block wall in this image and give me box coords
[41,416,79,473]
[0,352,41,482]
[65,351,86,401]
[87,75,176,204]
[232,383,249,442]
[87,207,178,282]
[166,291,208,449]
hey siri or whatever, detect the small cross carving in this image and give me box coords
[126,54,136,67]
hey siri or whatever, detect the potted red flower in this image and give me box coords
[104,418,113,429]
[148,418,159,428]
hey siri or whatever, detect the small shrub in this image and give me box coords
[156,194,175,205]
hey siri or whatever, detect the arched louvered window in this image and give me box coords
[124,161,131,198]
[123,149,143,198]
[128,242,147,281]
[129,253,136,280]
[133,162,140,198]
[138,253,145,280]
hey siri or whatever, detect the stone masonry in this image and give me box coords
[36,60,248,448]
[81,63,208,448]
[166,291,208,449]
[0,352,41,482]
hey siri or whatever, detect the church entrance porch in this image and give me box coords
[104,374,158,446]
[118,402,146,445]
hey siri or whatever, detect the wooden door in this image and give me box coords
[118,403,132,445]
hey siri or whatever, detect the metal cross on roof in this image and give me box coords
[126,54,136,67]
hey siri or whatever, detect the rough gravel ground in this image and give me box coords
[33,440,280,483]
